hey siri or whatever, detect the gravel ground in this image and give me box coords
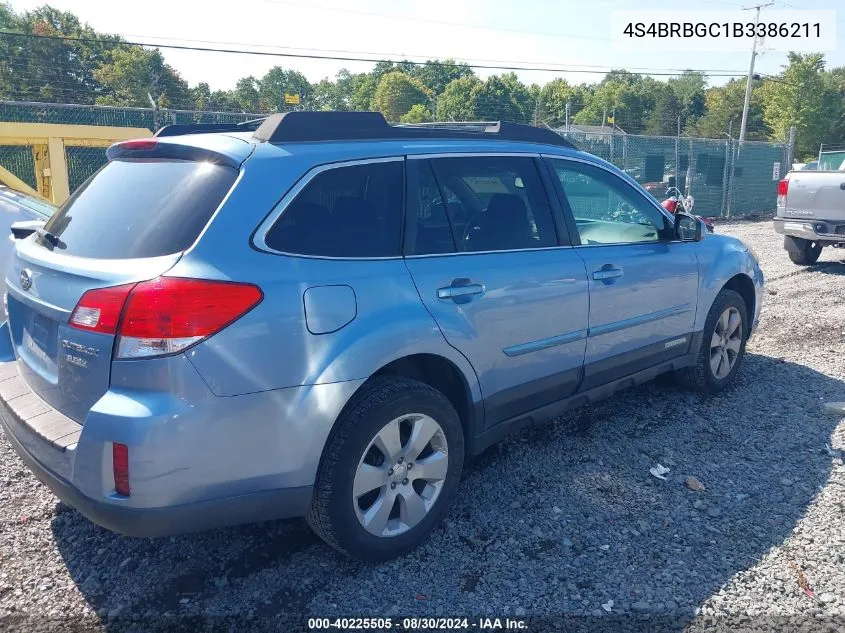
[2,219,845,632]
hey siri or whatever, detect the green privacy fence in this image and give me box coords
[558,129,788,218]
[1,100,788,217]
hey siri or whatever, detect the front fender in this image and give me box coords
[693,234,764,332]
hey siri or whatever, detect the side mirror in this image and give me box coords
[674,212,703,242]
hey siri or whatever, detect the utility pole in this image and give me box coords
[565,101,571,132]
[738,2,773,145]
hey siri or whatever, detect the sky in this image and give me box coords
[7,0,845,90]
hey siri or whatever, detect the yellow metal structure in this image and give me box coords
[0,123,152,204]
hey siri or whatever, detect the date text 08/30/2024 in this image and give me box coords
[307,617,528,630]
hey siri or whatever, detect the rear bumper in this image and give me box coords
[0,407,311,537]
[773,217,845,242]
[0,349,363,537]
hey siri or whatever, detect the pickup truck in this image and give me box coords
[773,169,845,265]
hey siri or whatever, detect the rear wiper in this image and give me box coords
[35,228,61,248]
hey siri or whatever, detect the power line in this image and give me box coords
[120,33,748,75]
[0,31,751,78]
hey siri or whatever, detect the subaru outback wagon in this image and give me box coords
[0,112,763,561]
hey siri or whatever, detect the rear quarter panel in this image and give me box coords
[171,147,482,402]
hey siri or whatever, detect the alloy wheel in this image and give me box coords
[352,414,449,538]
[710,306,743,380]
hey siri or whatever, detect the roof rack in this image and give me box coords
[154,118,267,138]
[251,111,576,148]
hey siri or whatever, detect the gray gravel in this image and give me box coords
[2,219,845,632]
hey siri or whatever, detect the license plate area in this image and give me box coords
[21,311,59,378]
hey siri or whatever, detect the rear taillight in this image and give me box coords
[69,277,262,359]
[777,178,788,207]
[113,442,130,496]
[69,284,136,334]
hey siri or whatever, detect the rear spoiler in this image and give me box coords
[105,138,245,168]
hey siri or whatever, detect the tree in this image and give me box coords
[822,66,845,150]
[760,53,831,156]
[689,78,767,140]
[572,70,657,132]
[372,71,430,122]
[668,70,706,127]
[472,74,532,123]
[400,104,433,123]
[437,76,481,121]
[2,5,123,104]
[539,78,577,127]
[645,88,681,136]
[257,66,310,111]
[410,59,474,95]
[94,47,189,108]
[232,76,260,112]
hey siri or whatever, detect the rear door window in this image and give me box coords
[264,160,404,258]
[428,156,557,253]
[38,159,237,259]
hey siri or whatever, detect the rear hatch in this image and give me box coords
[5,149,241,423]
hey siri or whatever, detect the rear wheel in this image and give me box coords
[676,289,748,393]
[306,377,464,561]
[786,237,822,265]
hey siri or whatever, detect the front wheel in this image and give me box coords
[676,289,748,393]
[306,377,464,562]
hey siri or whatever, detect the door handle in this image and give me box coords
[592,267,623,281]
[437,282,485,300]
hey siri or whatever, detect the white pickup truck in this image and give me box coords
[774,168,845,265]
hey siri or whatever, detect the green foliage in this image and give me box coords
[437,76,482,121]
[689,78,768,140]
[372,72,430,122]
[410,59,474,95]
[257,66,310,112]
[1,3,844,151]
[645,87,681,136]
[400,104,433,123]
[760,53,832,156]
[94,47,188,108]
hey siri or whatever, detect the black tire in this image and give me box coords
[787,238,822,265]
[306,376,464,562]
[676,289,748,393]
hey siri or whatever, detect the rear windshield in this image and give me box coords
[37,159,238,259]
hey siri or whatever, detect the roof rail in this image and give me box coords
[154,118,266,138]
[252,111,576,148]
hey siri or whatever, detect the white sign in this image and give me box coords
[773,162,781,181]
[610,10,837,52]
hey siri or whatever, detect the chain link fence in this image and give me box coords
[1,100,789,217]
[558,129,787,218]
[0,145,37,190]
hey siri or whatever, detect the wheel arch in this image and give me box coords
[721,273,756,328]
[327,353,481,459]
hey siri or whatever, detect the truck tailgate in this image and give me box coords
[779,171,845,222]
